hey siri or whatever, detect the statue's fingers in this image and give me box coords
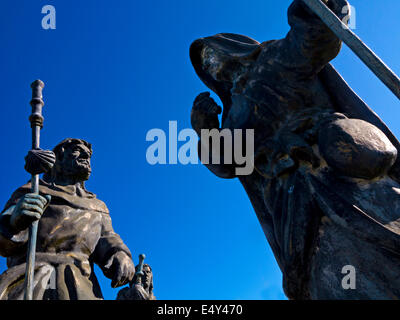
[118,267,129,287]
[25,194,48,207]
[43,195,51,207]
[196,98,210,109]
[20,210,41,222]
[195,97,215,110]
[11,209,37,229]
[20,203,44,214]
[194,92,210,104]
[24,198,45,209]
[118,265,129,286]
[199,91,210,98]
[111,273,118,288]
[104,256,115,272]
[120,277,129,287]
[112,275,123,288]
[116,277,127,288]
[128,267,135,282]
[194,97,212,111]
[111,264,123,288]
[119,263,132,287]
[209,103,222,115]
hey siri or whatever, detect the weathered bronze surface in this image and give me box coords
[190,0,400,299]
[0,138,135,300]
[116,263,156,300]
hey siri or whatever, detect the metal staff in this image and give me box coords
[134,254,146,286]
[24,80,45,300]
[302,0,400,101]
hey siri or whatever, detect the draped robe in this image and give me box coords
[190,0,400,299]
[0,179,132,300]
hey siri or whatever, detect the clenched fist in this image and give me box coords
[294,0,350,21]
[10,193,51,233]
[191,92,222,136]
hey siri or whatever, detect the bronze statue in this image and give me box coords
[116,263,156,300]
[190,0,400,299]
[0,138,135,299]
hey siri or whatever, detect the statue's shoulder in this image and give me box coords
[75,190,110,215]
[90,197,109,215]
[41,180,110,214]
[3,180,110,214]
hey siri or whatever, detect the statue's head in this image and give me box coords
[142,264,153,292]
[43,138,93,184]
[132,263,154,294]
[190,33,261,107]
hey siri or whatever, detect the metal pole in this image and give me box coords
[302,0,400,101]
[24,80,45,300]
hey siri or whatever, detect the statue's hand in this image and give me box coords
[24,149,56,175]
[295,0,349,20]
[104,251,135,288]
[324,0,349,20]
[191,92,222,136]
[10,193,51,233]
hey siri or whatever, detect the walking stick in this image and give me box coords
[301,0,400,101]
[24,80,46,300]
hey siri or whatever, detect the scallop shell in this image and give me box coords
[24,148,56,175]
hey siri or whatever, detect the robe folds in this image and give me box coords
[190,0,400,299]
[0,179,132,300]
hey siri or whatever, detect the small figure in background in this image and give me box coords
[117,254,155,300]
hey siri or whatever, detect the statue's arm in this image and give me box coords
[92,213,132,269]
[92,211,135,287]
[279,0,349,77]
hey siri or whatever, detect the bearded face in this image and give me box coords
[58,143,92,181]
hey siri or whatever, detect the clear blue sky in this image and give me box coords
[0,0,400,300]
